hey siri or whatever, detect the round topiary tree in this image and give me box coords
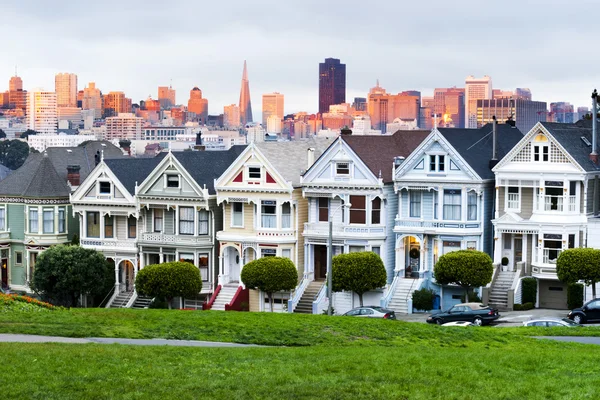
[135,261,202,309]
[240,256,298,312]
[434,250,493,302]
[332,251,387,307]
[557,248,600,298]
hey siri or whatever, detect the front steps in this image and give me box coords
[132,295,153,309]
[293,281,324,314]
[110,291,134,308]
[388,278,422,314]
[489,271,516,311]
[211,284,240,311]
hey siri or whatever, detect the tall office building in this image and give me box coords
[239,61,253,126]
[550,102,576,123]
[367,82,420,133]
[420,96,434,130]
[515,88,532,101]
[8,74,26,111]
[82,82,103,119]
[318,58,346,114]
[55,73,78,108]
[465,75,492,128]
[103,91,132,117]
[224,104,241,129]
[433,87,465,128]
[476,98,547,133]
[262,92,284,127]
[9,75,22,92]
[352,97,367,111]
[158,86,176,109]
[187,87,208,123]
[26,90,58,135]
[105,113,143,140]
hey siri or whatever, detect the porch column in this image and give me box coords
[522,235,528,270]
[139,250,144,269]
[493,230,502,264]
[218,253,224,286]
[419,237,425,277]
[494,187,499,219]
[100,212,105,240]
[114,261,120,293]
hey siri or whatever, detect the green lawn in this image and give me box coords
[2,309,600,399]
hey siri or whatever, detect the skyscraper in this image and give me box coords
[55,73,78,108]
[26,89,58,135]
[82,82,103,119]
[367,82,420,133]
[262,92,284,127]
[224,104,241,129]
[8,74,26,111]
[433,87,465,128]
[465,75,492,128]
[104,91,132,117]
[239,61,253,126]
[476,98,547,133]
[318,58,346,114]
[187,87,208,123]
[158,86,176,109]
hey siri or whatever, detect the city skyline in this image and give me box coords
[0,1,598,115]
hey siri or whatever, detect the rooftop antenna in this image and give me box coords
[14,65,17,76]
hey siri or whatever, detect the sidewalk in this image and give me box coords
[396,308,569,326]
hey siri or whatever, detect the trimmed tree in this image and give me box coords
[434,250,493,302]
[332,251,387,307]
[557,248,600,298]
[135,262,202,309]
[30,245,114,307]
[241,256,298,312]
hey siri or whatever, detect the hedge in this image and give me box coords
[567,283,584,310]
[521,278,537,305]
[513,302,534,311]
[412,288,436,311]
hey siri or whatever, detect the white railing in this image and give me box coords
[569,196,577,212]
[141,233,209,244]
[541,195,575,212]
[261,215,277,228]
[81,239,137,249]
[543,248,562,264]
[288,277,310,313]
[312,284,328,314]
[507,193,520,210]
[380,272,401,308]
[394,218,480,229]
[304,222,386,235]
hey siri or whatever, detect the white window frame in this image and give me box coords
[179,206,195,236]
[409,191,422,218]
[165,174,180,189]
[281,202,292,229]
[29,207,39,234]
[58,207,66,234]
[335,162,350,176]
[153,209,163,233]
[467,192,478,221]
[247,165,261,180]
[532,144,549,162]
[197,210,209,235]
[281,248,292,259]
[261,200,277,229]
[231,202,244,228]
[98,181,112,195]
[0,207,5,231]
[427,153,447,173]
[42,208,54,234]
[506,186,521,212]
[443,189,461,221]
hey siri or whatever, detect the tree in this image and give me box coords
[0,139,30,170]
[332,251,387,307]
[241,257,298,312]
[135,262,202,309]
[557,248,600,298]
[30,245,114,307]
[0,129,6,139]
[434,250,493,302]
[20,129,37,139]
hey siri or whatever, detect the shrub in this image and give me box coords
[557,248,600,298]
[241,257,298,312]
[521,278,537,304]
[501,257,509,266]
[567,283,584,310]
[332,252,387,307]
[412,288,436,311]
[460,289,482,304]
[434,250,493,302]
[135,262,202,309]
[0,293,61,311]
[513,302,534,311]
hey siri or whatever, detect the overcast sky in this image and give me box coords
[1,1,598,116]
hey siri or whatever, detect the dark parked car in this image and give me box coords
[342,306,396,320]
[567,298,600,324]
[427,303,500,326]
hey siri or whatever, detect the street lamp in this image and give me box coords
[327,201,351,316]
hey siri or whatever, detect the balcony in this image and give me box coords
[304,222,385,237]
[394,218,480,231]
[23,233,69,245]
[0,230,10,241]
[140,232,212,245]
[540,195,576,212]
[80,238,137,250]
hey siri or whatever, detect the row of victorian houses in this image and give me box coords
[1,119,600,312]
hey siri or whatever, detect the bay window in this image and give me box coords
[198,210,209,235]
[58,207,66,233]
[86,211,99,238]
[507,187,520,210]
[318,198,329,222]
[282,203,291,228]
[349,196,366,224]
[371,197,381,224]
[128,216,137,238]
[43,209,54,234]
[154,209,163,232]
[261,201,276,228]
[409,191,421,218]
[29,208,39,233]
[179,207,194,235]
[0,208,5,231]
[467,192,477,221]
[443,189,461,220]
[104,215,114,238]
[199,253,209,282]
[232,202,243,227]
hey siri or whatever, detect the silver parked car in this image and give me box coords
[342,306,396,320]
[523,318,581,327]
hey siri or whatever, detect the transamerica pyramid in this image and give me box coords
[239,60,253,126]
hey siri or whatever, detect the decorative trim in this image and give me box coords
[0,197,70,205]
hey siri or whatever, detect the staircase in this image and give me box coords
[388,279,422,314]
[489,271,517,311]
[293,281,324,314]
[110,291,134,308]
[132,295,153,309]
[211,284,239,311]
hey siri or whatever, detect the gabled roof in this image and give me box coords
[104,156,165,195]
[0,153,70,198]
[342,130,430,183]
[437,123,524,180]
[539,121,600,172]
[255,138,333,186]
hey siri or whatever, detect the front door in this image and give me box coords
[314,245,327,280]
[1,258,7,288]
[228,247,240,283]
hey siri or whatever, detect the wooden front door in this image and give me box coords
[1,259,7,288]
[314,245,327,280]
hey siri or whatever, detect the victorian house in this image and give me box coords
[300,130,429,314]
[211,139,330,312]
[390,123,523,312]
[492,121,600,309]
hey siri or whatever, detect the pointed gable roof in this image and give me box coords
[104,156,165,195]
[437,123,524,180]
[0,153,70,198]
[341,130,430,183]
[539,121,600,172]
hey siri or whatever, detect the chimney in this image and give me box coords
[591,89,598,164]
[489,116,499,169]
[307,147,315,169]
[194,131,205,151]
[67,165,81,186]
[340,126,352,135]
[94,150,101,166]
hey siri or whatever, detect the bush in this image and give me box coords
[434,250,493,302]
[567,283,584,310]
[557,248,600,298]
[513,302,534,311]
[412,288,436,311]
[135,262,202,309]
[501,257,509,266]
[332,252,387,307]
[241,257,298,312]
[521,278,537,304]
[460,290,481,304]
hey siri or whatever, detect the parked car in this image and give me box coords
[567,298,600,324]
[441,321,475,327]
[342,306,396,320]
[426,303,500,326]
[523,318,581,327]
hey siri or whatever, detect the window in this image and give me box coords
[232,202,243,227]
[534,145,549,162]
[104,215,114,238]
[439,155,445,172]
[261,201,277,228]
[58,207,66,233]
[409,191,421,218]
[166,175,179,188]
[0,208,5,230]
[429,155,436,171]
[29,208,39,233]
[443,189,461,220]
[282,249,291,259]
[371,198,381,224]
[467,192,477,221]
[128,216,137,238]
[198,254,209,282]
[336,162,350,175]
[429,154,446,172]
[179,207,195,235]
[443,241,461,255]
[248,167,261,179]
[179,253,194,264]
[507,187,520,210]
[372,246,380,256]
[318,198,329,222]
[467,241,477,251]
[434,191,439,219]
[15,251,22,265]
[99,181,111,194]
[281,203,291,229]
[569,234,575,249]
[349,195,366,224]
[86,211,100,238]
[261,248,276,257]
[154,209,163,232]
[349,246,365,253]
[198,210,209,235]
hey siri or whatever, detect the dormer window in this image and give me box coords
[248,167,261,179]
[99,181,111,194]
[429,155,446,173]
[336,162,350,175]
[533,134,549,162]
[166,175,179,188]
